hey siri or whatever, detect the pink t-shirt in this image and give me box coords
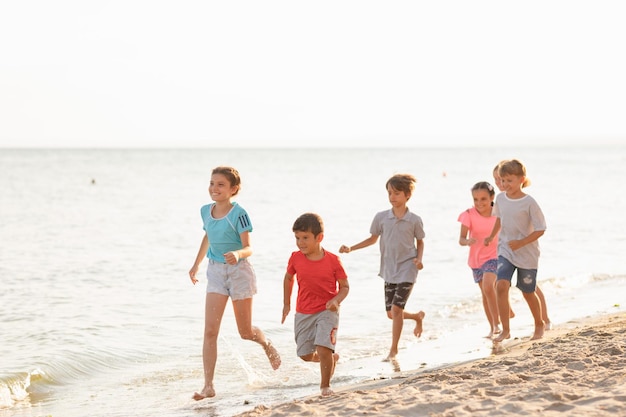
[287,250,348,314]
[457,207,498,269]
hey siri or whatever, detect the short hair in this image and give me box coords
[499,159,531,188]
[385,174,417,196]
[292,213,324,236]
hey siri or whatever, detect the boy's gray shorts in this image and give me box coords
[294,309,339,357]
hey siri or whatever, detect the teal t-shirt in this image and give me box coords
[200,202,253,263]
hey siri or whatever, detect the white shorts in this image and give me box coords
[205,258,257,300]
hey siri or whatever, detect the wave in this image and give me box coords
[0,344,158,410]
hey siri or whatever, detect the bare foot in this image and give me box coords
[530,324,545,340]
[380,352,400,368]
[263,340,281,370]
[545,320,553,331]
[192,384,215,401]
[493,330,510,343]
[485,326,499,339]
[413,310,425,337]
[321,387,335,397]
[486,325,502,339]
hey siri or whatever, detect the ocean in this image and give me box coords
[1,146,625,417]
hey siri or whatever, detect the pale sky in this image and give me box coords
[1,1,625,148]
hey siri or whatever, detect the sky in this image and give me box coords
[1,1,625,149]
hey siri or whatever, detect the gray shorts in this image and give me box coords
[294,309,339,357]
[205,258,257,300]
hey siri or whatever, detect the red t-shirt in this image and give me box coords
[287,250,348,314]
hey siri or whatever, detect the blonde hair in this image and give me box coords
[498,159,531,188]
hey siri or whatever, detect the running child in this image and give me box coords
[282,212,349,397]
[339,173,425,361]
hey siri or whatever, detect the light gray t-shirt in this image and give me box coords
[494,192,546,269]
[370,207,425,284]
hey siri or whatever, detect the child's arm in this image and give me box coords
[508,230,545,251]
[484,218,501,246]
[281,272,295,324]
[414,239,424,270]
[189,235,209,285]
[459,225,476,246]
[326,279,349,312]
[224,230,252,265]
[339,234,379,253]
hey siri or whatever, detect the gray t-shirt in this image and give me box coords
[370,207,425,284]
[494,192,546,269]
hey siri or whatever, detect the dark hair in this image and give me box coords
[292,213,324,236]
[471,181,495,197]
[385,174,417,196]
[212,166,241,196]
[471,181,495,206]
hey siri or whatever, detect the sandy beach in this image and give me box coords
[235,312,626,417]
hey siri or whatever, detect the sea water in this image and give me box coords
[1,146,624,417]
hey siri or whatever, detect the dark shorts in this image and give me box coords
[496,255,537,293]
[384,282,414,311]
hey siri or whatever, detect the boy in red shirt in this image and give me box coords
[281,213,350,397]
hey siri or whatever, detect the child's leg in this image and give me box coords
[384,282,422,359]
[385,307,424,358]
[517,267,545,340]
[481,272,500,337]
[232,297,281,370]
[535,285,551,329]
[317,346,339,396]
[296,310,340,396]
[523,290,545,340]
[406,310,425,338]
[193,292,229,400]
[493,256,517,343]
[386,304,404,360]
[494,280,511,342]
[479,284,492,329]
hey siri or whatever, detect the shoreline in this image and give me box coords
[235,311,626,416]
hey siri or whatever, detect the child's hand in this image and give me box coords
[189,266,199,285]
[281,305,290,324]
[223,251,240,265]
[484,237,494,246]
[413,259,424,270]
[339,245,351,253]
[326,299,339,312]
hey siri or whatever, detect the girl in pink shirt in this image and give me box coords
[458,181,502,338]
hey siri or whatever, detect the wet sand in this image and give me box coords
[235,312,626,417]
